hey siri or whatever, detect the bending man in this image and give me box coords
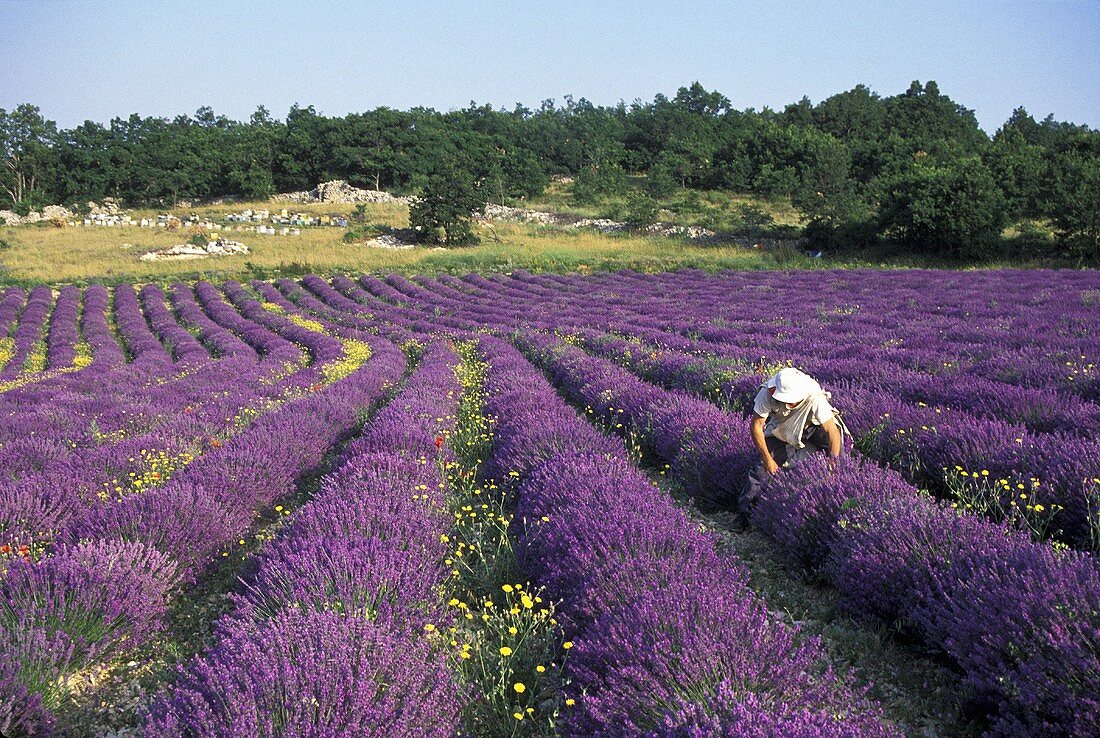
[741,367,845,511]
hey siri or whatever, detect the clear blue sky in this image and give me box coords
[1,0,1097,133]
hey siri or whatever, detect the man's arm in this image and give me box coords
[750,415,779,474]
[821,417,842,458]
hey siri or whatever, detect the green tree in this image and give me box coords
[877,153,1007,259]
[790,129,861,226]
[987,126,1046,220]
[409,161,484,245]
[884,80,988,155]
[1043,132,1100,260]
[0,104,59,207]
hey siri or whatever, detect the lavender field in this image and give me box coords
[0,269,1097,738]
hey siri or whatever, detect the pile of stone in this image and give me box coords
[139,238,249,262]
[477,203,557,225]
[570,218,629,234]
[645,223,717,240]
[364,234,414,249]
[477,204,719,241]
[0,204,75,226]
[272,180,412,205]
[88,199,123,216]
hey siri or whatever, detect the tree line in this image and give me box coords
[1,81,1097,259]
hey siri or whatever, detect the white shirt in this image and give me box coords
[753,387,836,442]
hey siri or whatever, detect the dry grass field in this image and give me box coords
[0,199,783,285]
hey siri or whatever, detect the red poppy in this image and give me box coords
[434,436,444,449]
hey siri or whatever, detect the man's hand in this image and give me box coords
[750,415,780,474]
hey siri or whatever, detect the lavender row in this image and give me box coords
[0,286,52,381]
[193,281,302,365]
[167,283,256,360]
[110,284,173,369]
[0,288,25,344]
[81,284,125,368]
[222,280,345,364]
[477,335,897,737]
[514,330,1099,737]
[138,284,210,365]
[146,342,461,736]
[44,286,81,370]
[0,337,407,735]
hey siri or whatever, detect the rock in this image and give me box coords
[477,204,557,225]
[272,180,413,205]
[364,234,415,249]
[645,223,717,240]
[139,238,249,261]
[571,218,628,234]
[0,205,74,225]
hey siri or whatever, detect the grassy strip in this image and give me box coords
[657,477,979,737]
[443,340,569,737]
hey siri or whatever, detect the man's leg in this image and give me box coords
[802,424,834,455]
[739,436,789,513]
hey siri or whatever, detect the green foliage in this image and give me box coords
[2,78,1095,264]
[0,104,59,207]
[410,162,484,245]
[1043,131,1100,260]
[877,154,1008,259]
[571,163,627,205]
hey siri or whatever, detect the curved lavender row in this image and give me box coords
[257,278,415,349]
[514,330,1100,737]
[0,286,52,381]
[145,343,461,736]
[167,283,256,360]
[305,275,425,343]
[138,284,210,365]
[80,284,125,368]
[111,285,172,369]
[0,339,408,735]
[292,274,432,345]
[44,286,81,370]
[222,280,344,364]
[193,281,302,365]
[477,336,898,737]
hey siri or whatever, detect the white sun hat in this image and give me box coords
[768,367,819,404]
